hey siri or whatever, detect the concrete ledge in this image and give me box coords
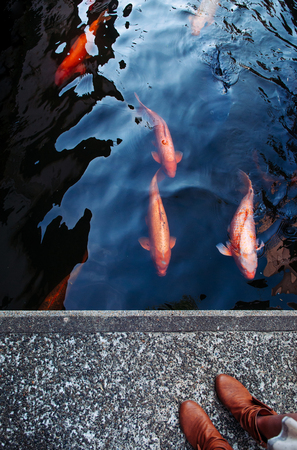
[1,311,297,449]
[0,310,296,333]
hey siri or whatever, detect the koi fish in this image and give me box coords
[216,171,263,280]
[135,93,183,178]
[55,10,111,86]
[189,0,219,36]
[38,251,88,310]
[139,169,176,276]
[38,275,70,311]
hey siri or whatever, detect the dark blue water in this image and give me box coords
[1,0,297,310]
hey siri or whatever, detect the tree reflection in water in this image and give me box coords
[0,0,122,309]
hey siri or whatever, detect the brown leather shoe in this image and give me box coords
[179,400,234,450]
[215,374,278,448]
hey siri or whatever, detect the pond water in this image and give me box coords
[1,0,297,310]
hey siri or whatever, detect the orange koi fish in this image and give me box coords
[216,171,263,280]
[189,0,219,36]
[135,93,183,178]
[38,251,88,310]
[38,275,70,311]
[55,10,111,86]
[139,169,176,276]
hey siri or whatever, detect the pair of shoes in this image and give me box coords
[179,374,278,450]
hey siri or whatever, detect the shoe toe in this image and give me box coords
[179,400,233,450]
[179,400,203,448]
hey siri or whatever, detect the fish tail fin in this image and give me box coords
[134,92,147,118]
[89,9,111,33]
[134,92,154,119]
[156,168,166,184]
[150,168,165,195]
[134,92,144,109]
[238,170,253,195]
[98,8,111,22]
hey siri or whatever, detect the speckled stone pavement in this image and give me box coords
[0,311,296,449]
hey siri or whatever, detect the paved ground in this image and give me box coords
[0,311,296,449]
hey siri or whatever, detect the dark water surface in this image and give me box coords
[1,0,297,310]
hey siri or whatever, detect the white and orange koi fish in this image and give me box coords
[189,0,219,36]
[135,93,183,178]
[139,169,176,276]
[216,171,263,280]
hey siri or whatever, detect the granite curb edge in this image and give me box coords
[0,310,296,333]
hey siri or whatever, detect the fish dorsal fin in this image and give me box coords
[216,242,232,256]
[139,237,150,251]
[170,237,176,249]
[175,151,183,163]
[152,151,161,164]
[162,119,168,137]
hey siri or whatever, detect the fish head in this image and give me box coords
[157,267,167,277]
[164,160,177,178]
[236,252,257,280]
[156,259,169,276]
[154,252,170,277]
[242,267,257,280]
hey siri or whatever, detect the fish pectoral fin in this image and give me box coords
[216,242,232,256]
[175,151,183,163]
[170,236,176,249]
[139,237,150,251]
[256,240,264,251]
[74,63,86,75]
[151,151,161,163]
